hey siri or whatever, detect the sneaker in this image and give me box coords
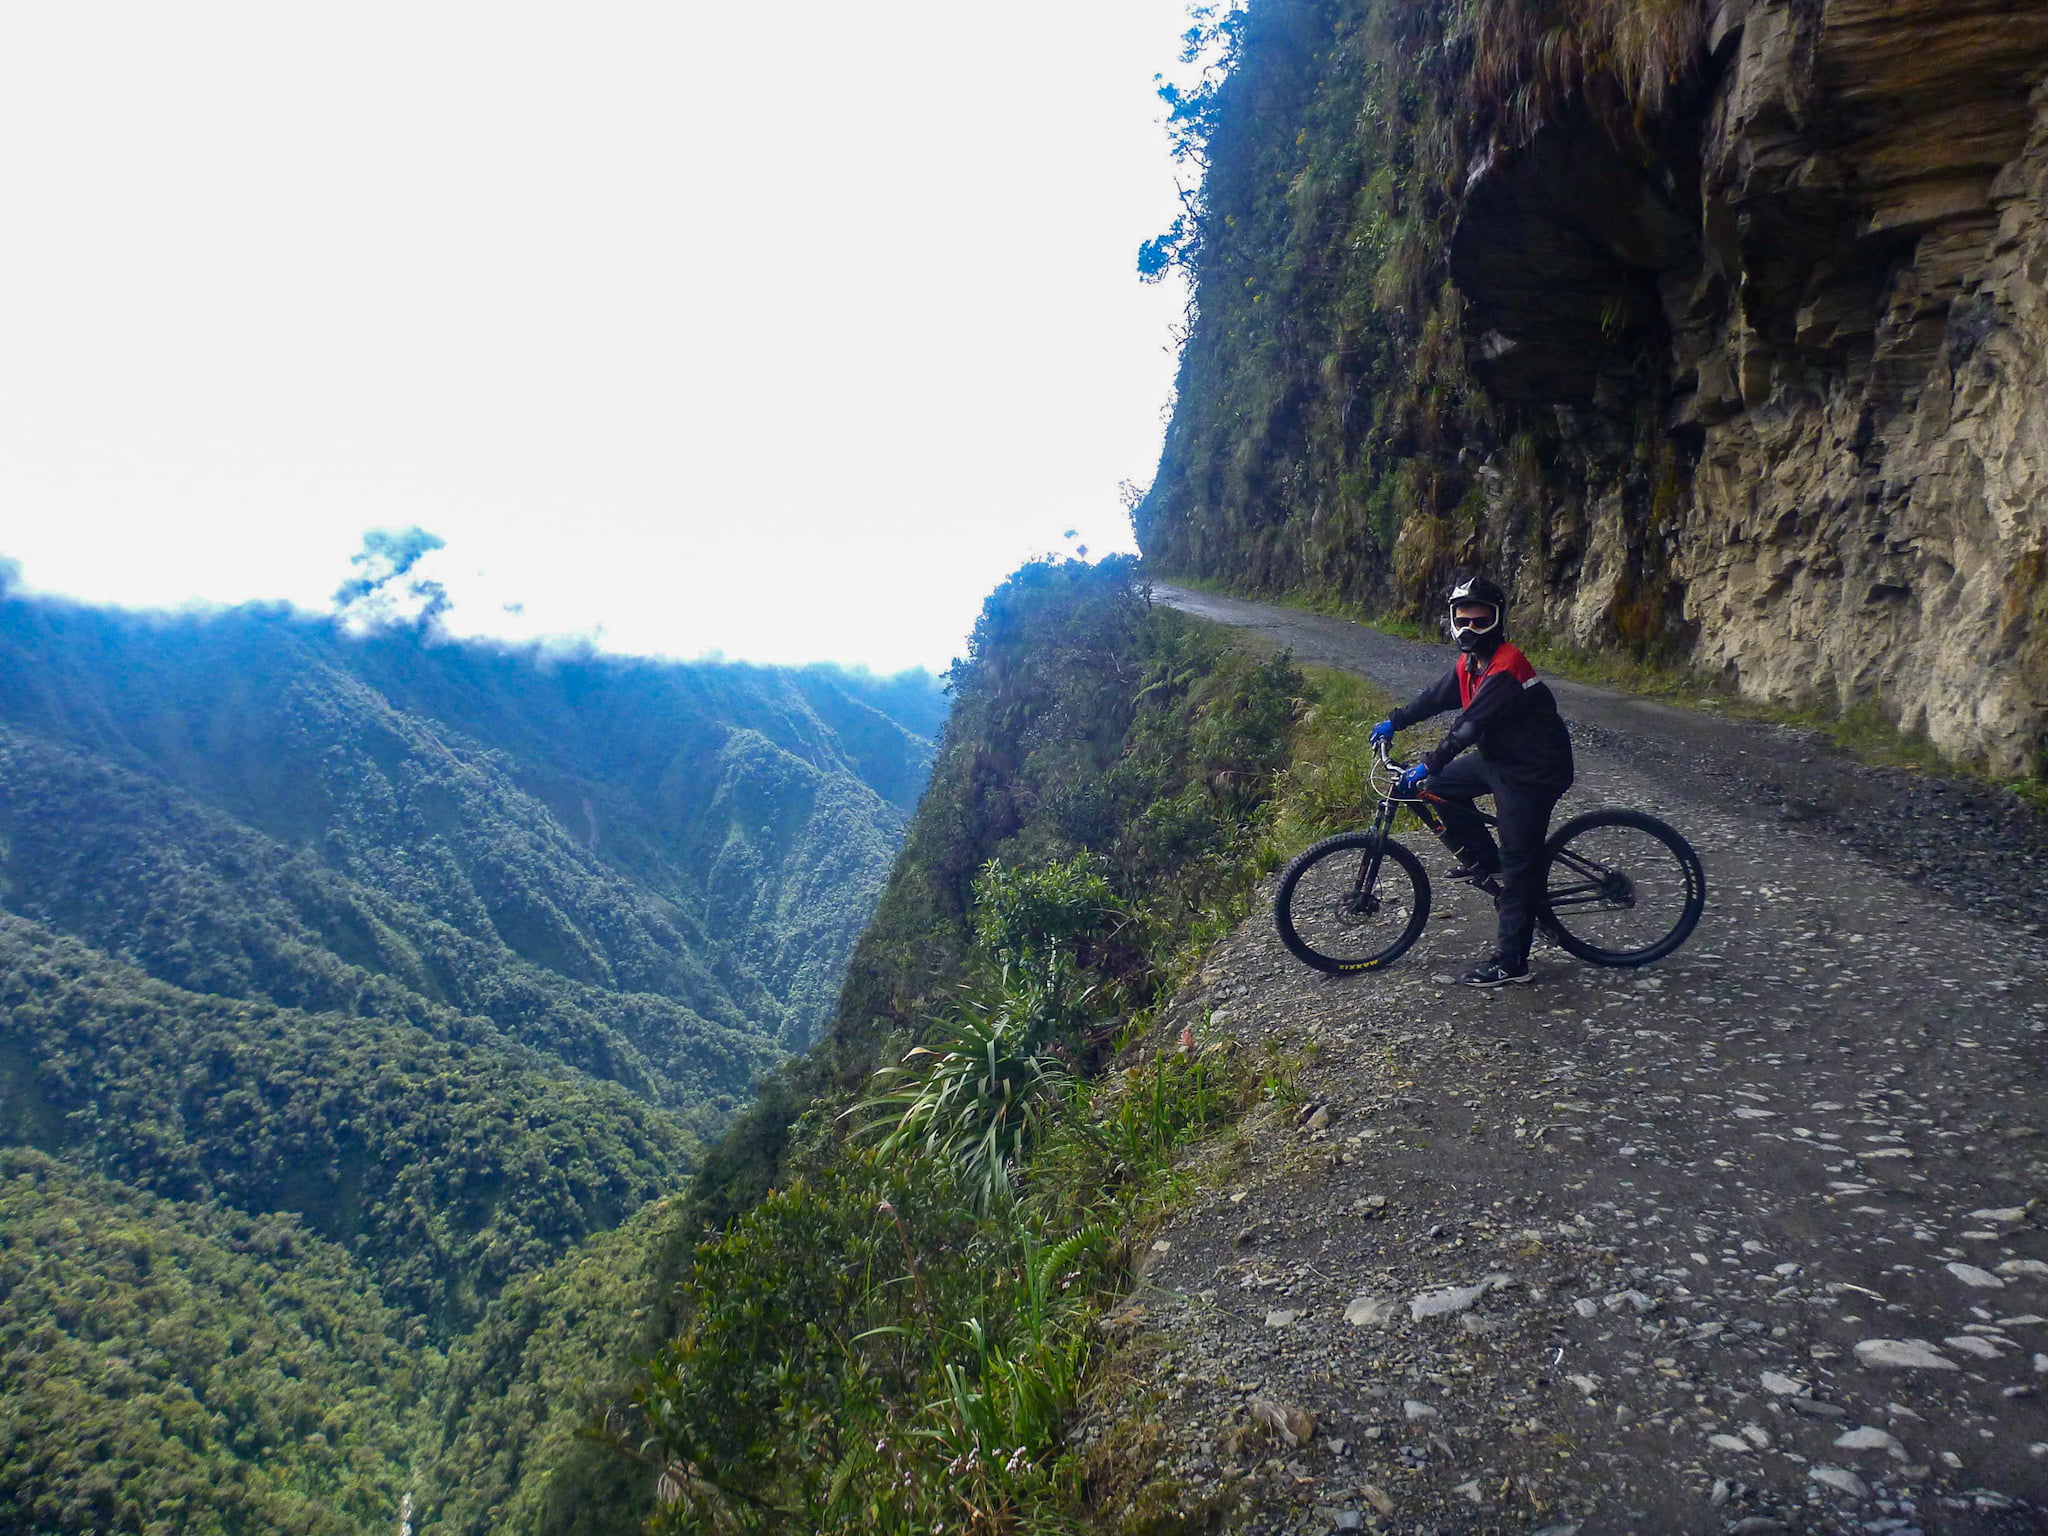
[1460,956,1532,987]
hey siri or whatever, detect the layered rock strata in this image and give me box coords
[1454,0,2048,772]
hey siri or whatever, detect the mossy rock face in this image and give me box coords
[1139,0,2048,776]
[2005,544,2048,778]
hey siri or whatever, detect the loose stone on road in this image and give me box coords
[1075,586,2048,1535]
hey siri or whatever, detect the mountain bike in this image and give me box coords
[1274,741,1705,974]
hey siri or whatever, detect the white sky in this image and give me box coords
[0,2,1199,671]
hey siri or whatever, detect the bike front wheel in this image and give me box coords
[1275,832,1431,974]
[1538,809,1705,967]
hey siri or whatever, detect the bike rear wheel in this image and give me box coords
[1275,832,1431,974]
[1538,809,1705,967]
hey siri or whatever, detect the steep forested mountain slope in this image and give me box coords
[0,918,695,1331]
[0,583,942,1531]
[1136,0,2048,778]
[0,591,936,1070]
[492,558,1329,1535]
[0,1149,426,1536]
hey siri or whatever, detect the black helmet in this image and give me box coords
[1447,576,1506,655]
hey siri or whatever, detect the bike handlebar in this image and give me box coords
[1371,736,1425,799]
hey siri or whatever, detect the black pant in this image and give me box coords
[1428,755,1563,968]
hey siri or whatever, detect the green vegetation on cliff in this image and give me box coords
[683,556,1299,1231]
[1136,0,1480,609]
[546,557,1400,1533]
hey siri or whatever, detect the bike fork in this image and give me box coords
[1351,801,1399,901]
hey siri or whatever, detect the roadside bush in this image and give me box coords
[853,956,1092,1213]
[970,853,1120,966]
[618,1140,1129,1535]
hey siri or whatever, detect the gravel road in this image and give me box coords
[1088,585,2048,1536]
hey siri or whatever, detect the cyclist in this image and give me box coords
[1367,576,1574,987]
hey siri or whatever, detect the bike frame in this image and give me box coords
[1368,741,1624,914]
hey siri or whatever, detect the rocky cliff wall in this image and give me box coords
[1139,0,2048,775]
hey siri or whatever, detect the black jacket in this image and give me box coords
[1388,642,1574,793]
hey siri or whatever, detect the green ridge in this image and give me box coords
[0,585,943,1531]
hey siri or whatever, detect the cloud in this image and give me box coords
[334,526,450,633]
[332,526,447,606]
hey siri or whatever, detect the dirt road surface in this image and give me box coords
[1091,585,2048,1535]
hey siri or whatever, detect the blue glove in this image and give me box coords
[1395,763,1430,796]
[1368,719,1395,749]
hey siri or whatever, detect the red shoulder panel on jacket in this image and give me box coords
[1457,644,1537,707]
[1494,644,1536,685]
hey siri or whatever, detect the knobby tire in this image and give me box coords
[1537,808,1705,967]
[1274,832,1431,974]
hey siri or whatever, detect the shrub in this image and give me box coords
[852,957,1093,1213]
[970,854,1120,966]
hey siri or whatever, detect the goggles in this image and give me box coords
[1450,607,1499,634]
